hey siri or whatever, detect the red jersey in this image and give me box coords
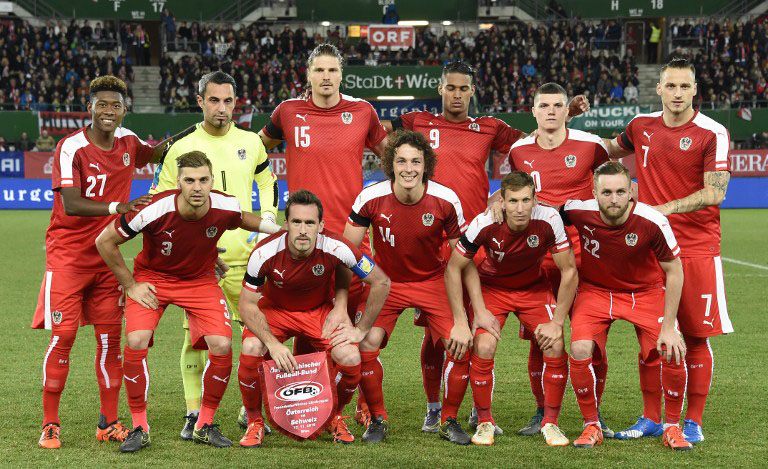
[507,129,609,207]
[261,93,387,233]
[242,230,367,312]
[457,205,570,289]
[116,190,242,280]
[46,127,154,272]
[618,111,730,256]
[348,180,466,282]
[564,199,680,292]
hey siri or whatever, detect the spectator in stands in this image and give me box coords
[609,80,624,103]
[746,130,768,149]
[17,132,32,151]
[382,5,399,25]
[624,82,638,103]
[134,25,150,65]
[35,130,56,152]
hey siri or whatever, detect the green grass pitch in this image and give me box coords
[2,209,766,467]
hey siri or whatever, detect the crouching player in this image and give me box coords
[445,171,577,446]
[564,162,691,450]
[95,151,281,452]
[236,190,390,446]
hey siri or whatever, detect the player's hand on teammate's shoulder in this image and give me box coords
[448,322,473,360]
[485,197,504,224]
[127,282,158,310]
[472,308,501,341]
[268,342,298,373]
[119,194,154,214]
[657,326,686,365]
[567,95,590,117]
[329,322,366,347]
[534,320,563,351]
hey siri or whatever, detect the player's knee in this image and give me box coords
[570,340,594,360]
[206,336,232,355]
[241,337,267,356]
[545,339,565,357]
[360,328,385,352]
[473,334,497,358]
[332,345,360,367]
[126,331,151,350]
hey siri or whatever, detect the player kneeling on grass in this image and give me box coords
[344,130,474,445]
[445,170,577,447]
[236,190,390,446]
[563,161,691,451]
[95,151,281,453]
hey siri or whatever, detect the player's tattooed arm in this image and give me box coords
[657,257,685,365]
[654,170,730,215]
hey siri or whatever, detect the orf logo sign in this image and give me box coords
[275,381,324,402]
[369,25,415,50]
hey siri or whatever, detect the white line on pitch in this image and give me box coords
[722,257,768,271]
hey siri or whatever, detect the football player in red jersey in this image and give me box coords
[95,151,280,452]
[384,63,590,435]
[445,171,577,446]
[604,58,732,443]
[236,190,390,446]
[257,43,388,425]
[33,75,181,449]
[344,130,473,445]
[564,162,691,451]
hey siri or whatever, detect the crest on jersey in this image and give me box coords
[312,264,325,276]
[422,213,434,226]
[564,154,577,168]
[341,112,353,124]
[354,310,362,325]
[122,152,131,166]
[206,226,218,238]
[468,122,480,132]
[238,148,247,160]
[52,310,62,324]
[527,234,539,248]
[625,233,638,246]
[679,137,692,151]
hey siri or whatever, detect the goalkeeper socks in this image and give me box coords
[469,354,495,425]
[237,354,264,424]
[93,324,123,424]
[123,346,150,431]
[542,354,568,426]
[179,329,206,413]
[421,331,444,405]
[334,362,361,413]
[359,350,387,419]
[527,340,545,408]
[42,329,76,425]
[197,350,233,429]
[661,357,687,425]
[638,352,662,423]
[569,356,599,424]
[441,352,470,422]
[684,336,712,426]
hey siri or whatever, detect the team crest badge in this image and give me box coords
[52,310,62,324]
[312,264,325,276]
[354,311,362,325]
[122,152,131,166]
[564,154,577,168]
[422,213,434,226]
[527,234,539,248]
[237,148,247,160]
[206,226,218,238]
[341,112,353,124]
[679,137,692,151]
[625,233,638,246]
[469,122,480,132]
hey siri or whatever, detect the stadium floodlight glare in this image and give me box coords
[377,96,415,100]
[442,21,452,26]
[320,21,331,27]
[398,20,429,26]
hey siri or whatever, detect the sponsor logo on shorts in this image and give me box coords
[341,112,353,124]
[527,234,539,248]
[679,136,692,151]
[312,264,325,276]
[52,310,62,324]
[275,381,324,401]
[469,122,480,132]
[625,233,638,246]
[422,213,434,226]
[206,226,218,238]
[564,154,577,168]
[122,152,131,166]
[238,148,247,160]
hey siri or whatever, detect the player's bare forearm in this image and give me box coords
[60,187,152,217]
[461,261,486,313]
[604,137,632,159]
[659,258,684,328]
[343,223,367,247]
[333,264,351,312]
[357,266,390,334]
[95,225,135,289]
[371,136,388,157]
[241,212,280,234]
[149,124,196,163]
[552,250,578,325]
[382,120,394,133]
[239,289,282,348]
[257,129,283,151]
[655,171,730,215]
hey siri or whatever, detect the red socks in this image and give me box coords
[542,354,568,426]
[441,352,470,422]
[527,340,545,408]
[122,346,149,430]
[684,336,712,425]
[638,353,662,422]
[197,350,233,429]
[661,358,687,425]
[593,355,608,407]
[359,350,387,419]
[421,331,445,405]
[238,354,264,424]
[93,324,123,424]
[335,363,361,414]
[469,354,495,424]
[42,329,77,426]
[569,356,598,424]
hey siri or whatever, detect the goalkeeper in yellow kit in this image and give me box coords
[151,71,278,439]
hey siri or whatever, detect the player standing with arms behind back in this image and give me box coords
[605,58,732,442]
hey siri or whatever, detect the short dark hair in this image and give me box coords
[380,130,437,183]
[89,75,127,101]
[307,43,344,70]
[442,61,475,85]
[177,150,213,175]
[660,57,696,80]
[593,161,631,186]
[500,171,535,198]
[198,71,237,97]
[533,82,568,104]
[285,189,324,222]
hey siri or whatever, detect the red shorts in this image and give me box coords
[242,301,341,352]
[125,275,231,350]
[571,287,665,361]
[676,256,732,337]
[32,270,122,331]
[473,282,556,336]
[370,275,457,346]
